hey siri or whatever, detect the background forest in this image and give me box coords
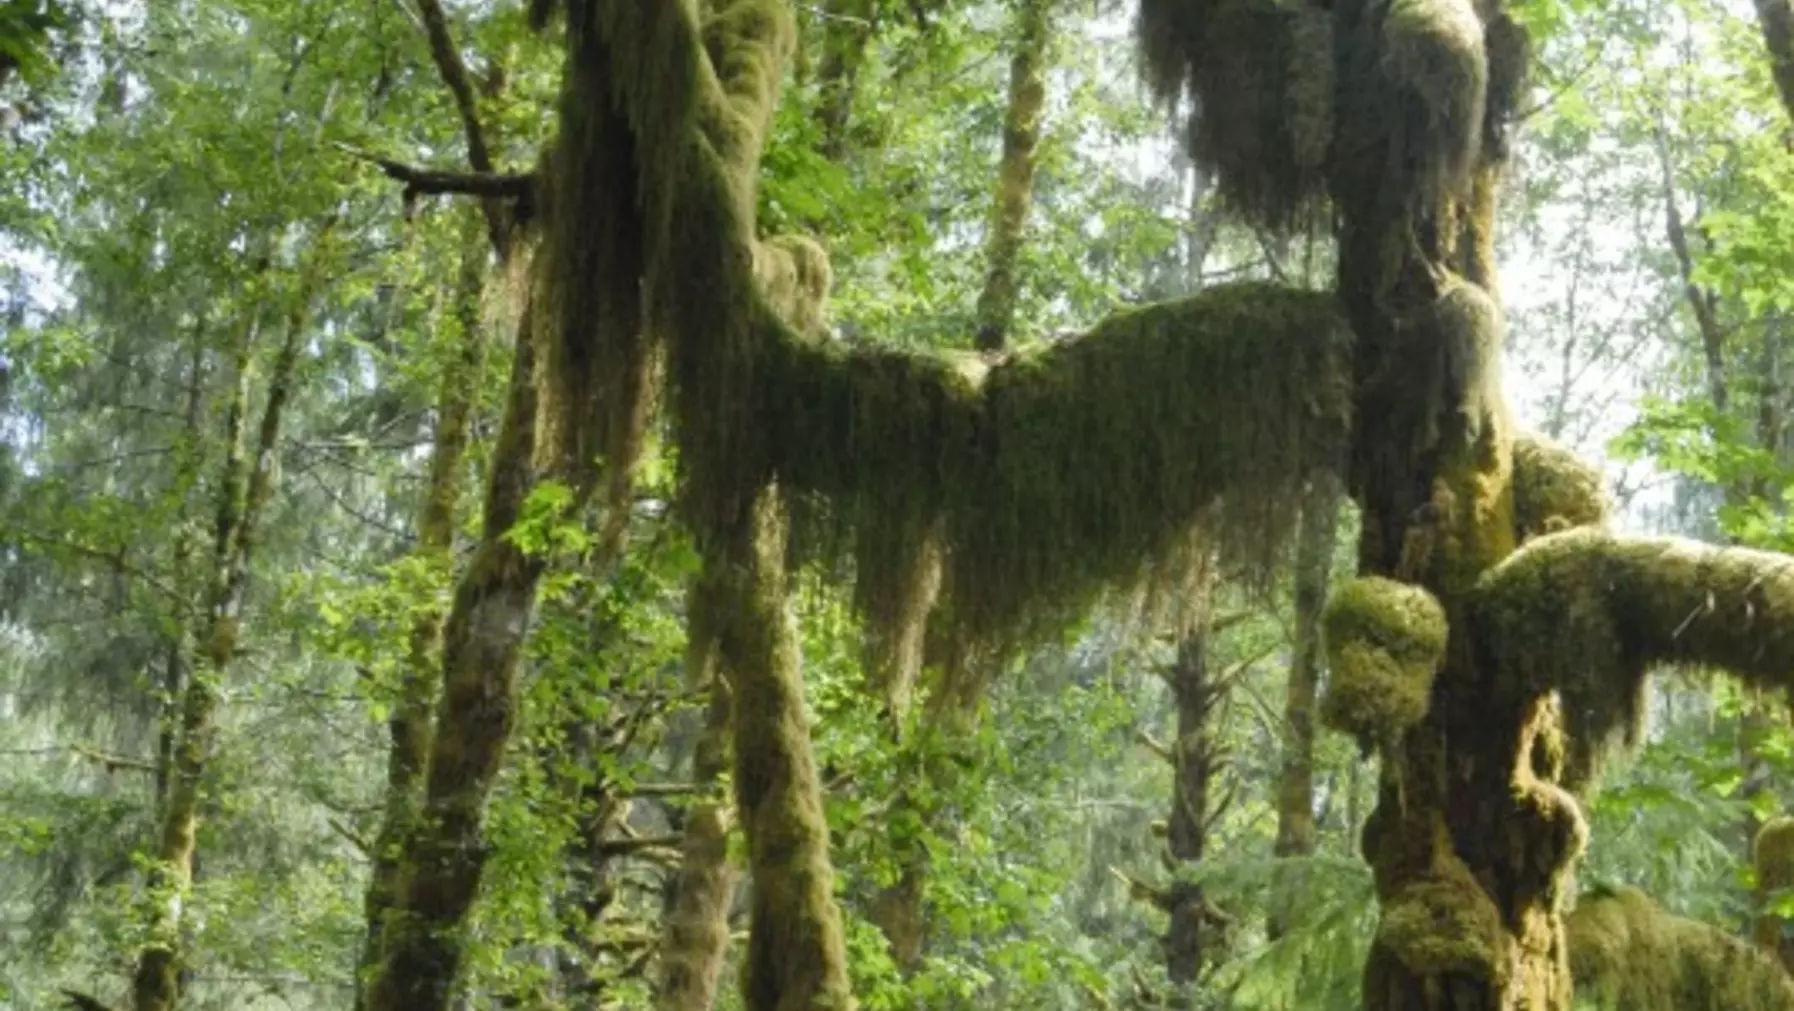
[4,0,1794,1008]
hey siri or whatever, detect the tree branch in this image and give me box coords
[337,144,534,203]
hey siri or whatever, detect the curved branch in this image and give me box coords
[338,144,534,201]
[1474,528,1794,788]
[407,0,514,254]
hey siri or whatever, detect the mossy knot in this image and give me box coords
[1320,576,1448,747]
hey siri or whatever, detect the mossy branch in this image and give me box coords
[1475,529,1794,789]
[1568,886,1794,1010]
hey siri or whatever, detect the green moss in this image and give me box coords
[1475,529,1794,792]
[1319,577,1448,746]
[1759,818,1794,893]
[1568,886,1794,1010]
[1377,854,1511,982]
[753,234,831,338]
[764,282,1353,660]
[1135,0,1333,230]
[1511,433,1608,542]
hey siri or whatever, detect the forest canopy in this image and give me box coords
[5,0,1794,1010]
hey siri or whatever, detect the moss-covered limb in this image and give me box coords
[753,233,832,339]
[1136,0,1333,230]
[1510,432,1607,542]
[365,308,553,1011]
[1275,474,1341,864]
[1473,528,1794,790]
[710,486,855,1011]
[1568,886,1794,1010]
[132,231,334,1011]
[1319,576,1448,752]
[973,0,1051,352]
[766,283,1354,656]
[656,576,741,1011]
[356,208,490,1011]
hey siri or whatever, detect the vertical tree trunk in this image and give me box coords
[362,308,551,1011]
[1274,476,1339,864]
[355,207,489,1008]
[973,0,1051,352]
[1753,0,1794,127]
[1161,567,1227,1000]
[711,486,855,1011]
[656,580,741,1011]
[132,231,333,1011]
[814,0,876,161]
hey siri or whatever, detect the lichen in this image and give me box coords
[1319,576,1448,747]
[1568,886,1794,1010]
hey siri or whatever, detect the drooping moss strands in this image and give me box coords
[764,283,1355,660]
[1135,0,1333,230]
[1568,886,1794,1010]
[1473,528,1794,792]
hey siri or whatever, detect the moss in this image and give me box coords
[764,282,1353,660]
[1568,886,1794,1010]
[753,234,831,338]
[1135,0,1333,230]
[1754,817,1794,972]
[1319,577,1448,747]
[1511,433,1608,542]
[1377,853,1512,982]
[1474,529,1794,792]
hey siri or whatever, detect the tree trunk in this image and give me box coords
[710,486,854,1011]
[1161,566,1226,1000]
[1753,0,1794,128]
[814,0,876,161]
[655,583,740,1011]
[974,0,1051,352]
[362,310,551,1011]
[132,231,331,1011]
[355,206,489,1009]
[1275,475,1339,863]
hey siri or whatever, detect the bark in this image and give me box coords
[973,0,1051,352]
[710,486,854,1011]
[355,207,489,1009]
[655,582,741,1011]
[410,0,514,258]
[1753,0,1794,128]
[132,232,332,1011]
[362,310,550,1011]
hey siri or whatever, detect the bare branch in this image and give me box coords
[337,144,534,202]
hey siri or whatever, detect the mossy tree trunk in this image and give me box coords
[1160,567,1229,1001]
[355,205,489,1011]
[132,229,334,1011]
[973,0,1051,352]
[1270,473,1340,938]
[1754,0,1794,127]
[711,486,855,1011]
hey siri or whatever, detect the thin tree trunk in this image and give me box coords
[153,334,209,808]
[973,0,1051,352]
[1270,473,1340,937]
[1160,568,1228,1001]
[814,0,876,161]
[355,206,489,1008]
[711,486,854,1011]
[1753,0,1794,128]
[362,306,550,1011]
[655,580,740,1011]
[132,229,333,1011]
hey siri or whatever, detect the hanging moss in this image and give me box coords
[1319,576,1448,749]
[1474,529,1794,792]
[1135,0,1333,230]
[1568,886,1794,1010]
[1510,433,1607,542]
[763,282,1354,659]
